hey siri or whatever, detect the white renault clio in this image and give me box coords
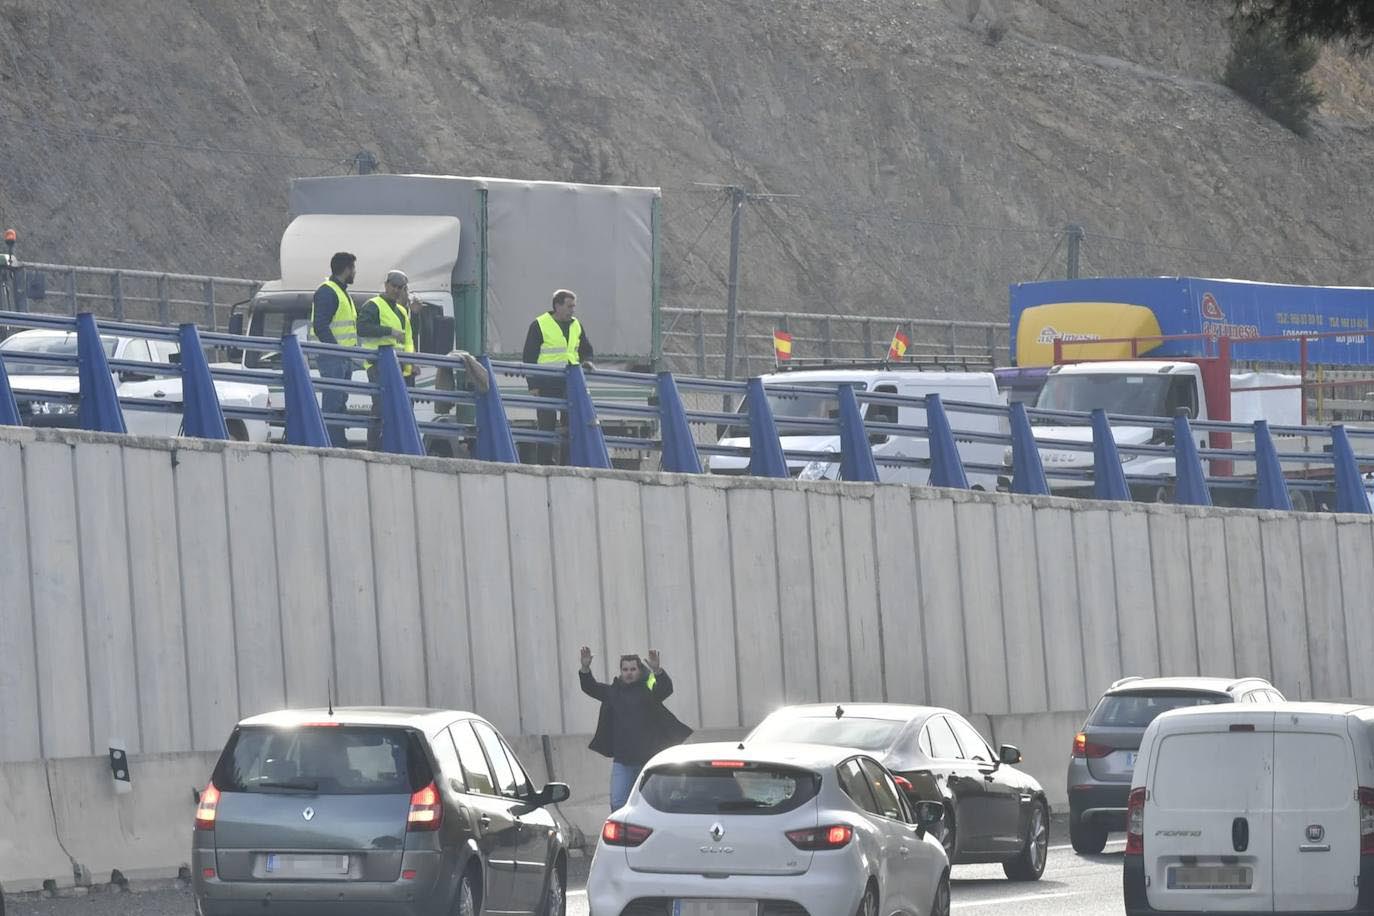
[1125,702,1374,915]
[587,742,950,916]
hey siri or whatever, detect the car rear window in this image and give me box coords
[639,762,820,815]
[748,716,905,752]
[214,725,433,796]
[1089,691,1227,728]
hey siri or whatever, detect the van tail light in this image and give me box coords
[1125,787,1146,855]
[1072,732,1113,759]
[407,782,443,831]
[601,819,653,847]
[1359,788,1374,855]
[786,824,854,850]
[195,783,220,831]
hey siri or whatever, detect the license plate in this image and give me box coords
[1167,865,1252,890]
[1124,751,1137,769]
[673,900,759,916]
[263,853,350,877]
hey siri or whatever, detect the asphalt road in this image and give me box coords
[5,827,1128,916]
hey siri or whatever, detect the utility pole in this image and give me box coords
[722,186,747,381]
[1065,223,1084,279]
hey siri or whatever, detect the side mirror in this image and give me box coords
[227,313,245,337]
[167,351,183,366]
[537,782,571,807]
[912,800,945,834]
[418,307,455,354]
[999,744,1023,766]
[25,269,46,301]
[118,370,155,384]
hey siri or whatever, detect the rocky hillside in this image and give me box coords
[1,0,1371,327]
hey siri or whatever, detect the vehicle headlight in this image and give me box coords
[798,459,833,480]
[29,400,78,416]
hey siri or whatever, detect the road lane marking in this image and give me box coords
[956,890,1087,907]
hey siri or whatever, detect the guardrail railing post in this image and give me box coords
[110,272,125,321]
[925,393,969,489]
[746,377,788,478]
[1009,401,1049,495]
[1171,410,1211,506]
[1089,408,1130,501]
[1330,425,1372,514]
[656,371,702,474]
[0,352,21,425]
[1252,420,1292,511]
[203,278,216,329]
[76,313,127,434]
[695,310,707,376]
[157,275,171,326]
[474,355,519,463]
[564,365,611,469]
[65,269,77,314]
[838,384,879,482]
[376,345,424,456]
[177,324,228,440]
[281,335,330,448]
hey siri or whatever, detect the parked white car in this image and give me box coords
[587,741,950,916]
[1125,701,1374,915]
[0,329,270,442]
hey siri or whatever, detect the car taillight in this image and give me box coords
[786,824,853,850]
[1125,787,1146,855]
[602,819,653,847]
[195,783,220,831]
[407,782,442,831]
[1072,732,1113,759]
[1360,788,1374,855]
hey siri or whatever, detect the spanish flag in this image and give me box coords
[774,329,793,362]
[888,328,910,361]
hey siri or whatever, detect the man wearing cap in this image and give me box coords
[310,252,358,448]
[521,288,596,464]
[358,269,415,450]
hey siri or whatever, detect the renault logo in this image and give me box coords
[302,807,316,821]
[709,823,725,842]
[1307,824,1324,843]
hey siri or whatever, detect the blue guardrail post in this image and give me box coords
[474,355,519,464]
[656,371,702,474]
[746,377,789,478]
[925,392,969,490]
[281,335,330,448]
[565,365,612,469]
[1090,408,1130,501]
[376,346,424,456]
[1009,401,1049,496]
[1252,420,1292,511]
[76,312,127,434]
[0,352,21,426]
[1171,411,1211,506]
[177,323,228,440]
[1331,425,1372,515]
[837,383,879,482]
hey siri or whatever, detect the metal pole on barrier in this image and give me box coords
[1252,420,1292,511]
[565,365,612,469]
[376,346,424,456]
[837,383,879,482]
[1171,410,1211,507]
[1330,425,1372,515]
[1090,408,1130,501]
[76,312,127,434]
[281,335,330,448]
[0,352,21,426]
[177,323,229,440]
[746,377,789,478]
[656,371,702,474]
[474,355,519,464]
[1009,401,1049,496]
[925,393,969,490]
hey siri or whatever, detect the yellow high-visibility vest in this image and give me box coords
[536,312,581,365]
[360,295,414,376]
[310,280,357,348]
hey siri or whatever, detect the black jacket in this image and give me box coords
[581,669,692,763]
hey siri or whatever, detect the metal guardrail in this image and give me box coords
[0,310,1371,514]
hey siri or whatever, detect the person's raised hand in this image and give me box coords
[580,646,593,671]
[647,649,661,672]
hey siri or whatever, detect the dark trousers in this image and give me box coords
[535,400,568,466]
[367,363,415,451]
[317,354,353,449]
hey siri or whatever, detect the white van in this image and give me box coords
[1125,702,1374,915]
[708,368,1007,490]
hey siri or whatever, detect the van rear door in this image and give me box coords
[1144,709,1274,912]
[1271,709,1360,912]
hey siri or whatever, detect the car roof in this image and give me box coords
[757,369,996,387]
[1105,676,1273,696]
[648,740,882,770]
[1051,360,1196,375]
[759,703,948,724]
[1151,701,1373,725]
[236,706,476,734]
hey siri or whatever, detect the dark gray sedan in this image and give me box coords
[193,707,570,916]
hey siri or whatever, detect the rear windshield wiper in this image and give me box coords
[254,779,320,791]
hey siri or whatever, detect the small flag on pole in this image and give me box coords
[774,330,793,363]
[888,328,910,361]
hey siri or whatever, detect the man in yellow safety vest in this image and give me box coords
[309,252,358,448]
[521,288,596,464]
[358,269,415,450]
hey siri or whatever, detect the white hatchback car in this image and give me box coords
[587,742,950,916]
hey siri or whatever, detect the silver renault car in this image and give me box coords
[193,707,570,915]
